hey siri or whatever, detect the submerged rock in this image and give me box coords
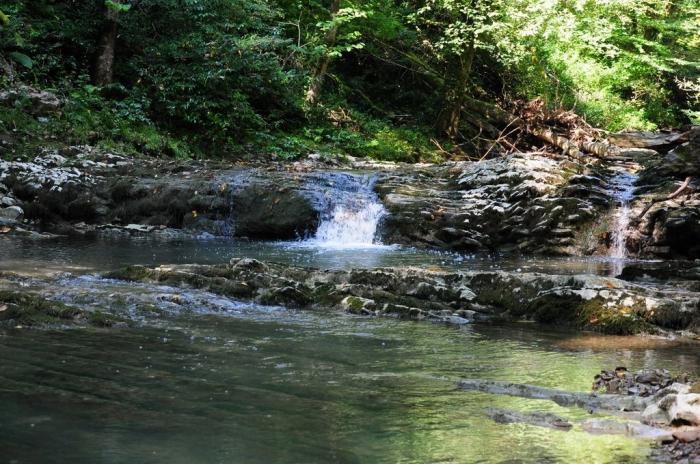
[485,408,572,430]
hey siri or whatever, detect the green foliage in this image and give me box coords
[501,0,700,129]
[104,0,131,13]
[1,0,697,162]
[9,51,31,68]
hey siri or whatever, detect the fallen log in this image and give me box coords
[463,97,619,159]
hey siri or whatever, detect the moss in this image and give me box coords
[311,283,343,306]
[0,290,82,326]
[529,295,580,324]
[88,310,116,327]
[105,265,154,282]
[258,286,311,307]
[342,296,367,313]
[577,298,654,335]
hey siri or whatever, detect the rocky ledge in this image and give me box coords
[102,258,700,335]
[1,128,698,259]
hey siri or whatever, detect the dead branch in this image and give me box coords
[637,176,693,220]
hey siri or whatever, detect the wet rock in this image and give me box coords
[581,418,673,441]
[457,379,652,411]
[0,196,17,207]
[0,205,23,221]
[0,290,121,328]
[259,286,311,307]
[485,408,572,430]
[103,261,700,334]
[377,153,612,254]
[230,185,319,239]
[341,295,377,314]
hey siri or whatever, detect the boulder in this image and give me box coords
[668,394,700,426]
[0,87,61,114]
[0,205,23,221]
[230,185,319,240]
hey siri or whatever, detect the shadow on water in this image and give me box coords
[0,233,692,463]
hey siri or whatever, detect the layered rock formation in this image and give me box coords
[102,258,700,335]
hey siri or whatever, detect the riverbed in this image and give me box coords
[1,235,697,463]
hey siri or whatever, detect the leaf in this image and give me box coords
[105,0,131,13]
[9,52,32,69]
[0,9,9,27]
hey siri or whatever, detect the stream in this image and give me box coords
[0,169,696,464]
[0,234,694,463]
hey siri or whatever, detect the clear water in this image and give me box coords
[0,236,659,277]
[3,280,697,464]
[0,236,693,463]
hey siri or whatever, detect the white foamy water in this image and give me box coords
[299,173,389,249]
[312,201,387,248]
[607,167,637,274]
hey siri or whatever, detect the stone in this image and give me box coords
[0,196,16,207]
[581,419,673,441]
[673,426,700,443]
[341,296,377,314]
[230,185,319,240]
[0,87,62,114]
[643,403,670,425]
[0,206,23,221]
[124,224,155,233]
[485,408,572,430]
[668,394,700,426]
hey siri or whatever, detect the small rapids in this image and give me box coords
[299,172,389,249]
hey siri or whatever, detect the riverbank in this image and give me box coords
[1,127,698,259]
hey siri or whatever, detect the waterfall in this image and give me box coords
[607,166,637,273]
[304,172,387,249]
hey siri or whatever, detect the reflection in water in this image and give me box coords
[1,293,688,463]
[0,236,659,276]
[0,235,694,463]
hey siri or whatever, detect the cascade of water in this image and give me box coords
[304,172,387,249]
[607,166,637,272]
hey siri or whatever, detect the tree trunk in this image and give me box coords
[305,0,341,106]
[93,3,120,85]
[436,40,475,138]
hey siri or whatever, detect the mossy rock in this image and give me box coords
[577,298,655,335]
[105,265,155,282]
[0,290,82,326]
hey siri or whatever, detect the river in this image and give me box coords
[0,235,696,463]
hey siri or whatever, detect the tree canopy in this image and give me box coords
[0,0,698,161]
